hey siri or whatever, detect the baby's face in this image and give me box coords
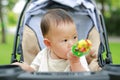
[48,22,78,59]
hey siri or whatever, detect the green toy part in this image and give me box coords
[72,40,91,57]
[72,44,87,57]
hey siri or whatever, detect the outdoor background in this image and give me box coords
[0,0,120,65]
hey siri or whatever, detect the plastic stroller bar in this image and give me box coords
[11,0,31,63]
[99,14,112,64]
[91,0,112,67]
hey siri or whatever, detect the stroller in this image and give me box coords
[11,0,112,70]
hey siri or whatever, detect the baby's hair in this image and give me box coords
[40,9,74,37]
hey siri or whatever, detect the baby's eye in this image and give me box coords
[64,39,68,42]
[74,36,77,39]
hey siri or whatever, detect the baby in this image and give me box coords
[13,9,89,72]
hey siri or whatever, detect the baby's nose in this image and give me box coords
[68,40,74,48]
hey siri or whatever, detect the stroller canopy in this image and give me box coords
[20,0,101,49]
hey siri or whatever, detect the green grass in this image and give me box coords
[0,33,120,65]
[0,33,15,65]
[109,42,120,64]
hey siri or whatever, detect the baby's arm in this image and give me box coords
[68,52,88,72]
[68,39,91,71]
[12,62,35,72]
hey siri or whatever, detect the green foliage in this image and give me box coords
[104,9,120,36]
[7,11,18,26]
[0,23,1,29]
[111,0,120,9]
[96,0,120,36]
[7,0,18,10]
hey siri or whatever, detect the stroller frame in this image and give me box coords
[11,0,112,68]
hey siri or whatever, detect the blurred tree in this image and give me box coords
[96,0,120,36]
[0,0,18,43]
[0,0,6,43]
[96,0,111,15]
[7,0,17,10]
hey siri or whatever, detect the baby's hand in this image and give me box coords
[12,62,35,72]
[12,62,28,70]
[67,51,80,63]
[67,51,87,72]
[86,50,97,64]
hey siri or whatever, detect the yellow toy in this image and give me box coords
[72,39,92,57]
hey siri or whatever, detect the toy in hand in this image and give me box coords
[72,39,92,57]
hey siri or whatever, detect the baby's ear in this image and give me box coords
[44,38,51,48]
